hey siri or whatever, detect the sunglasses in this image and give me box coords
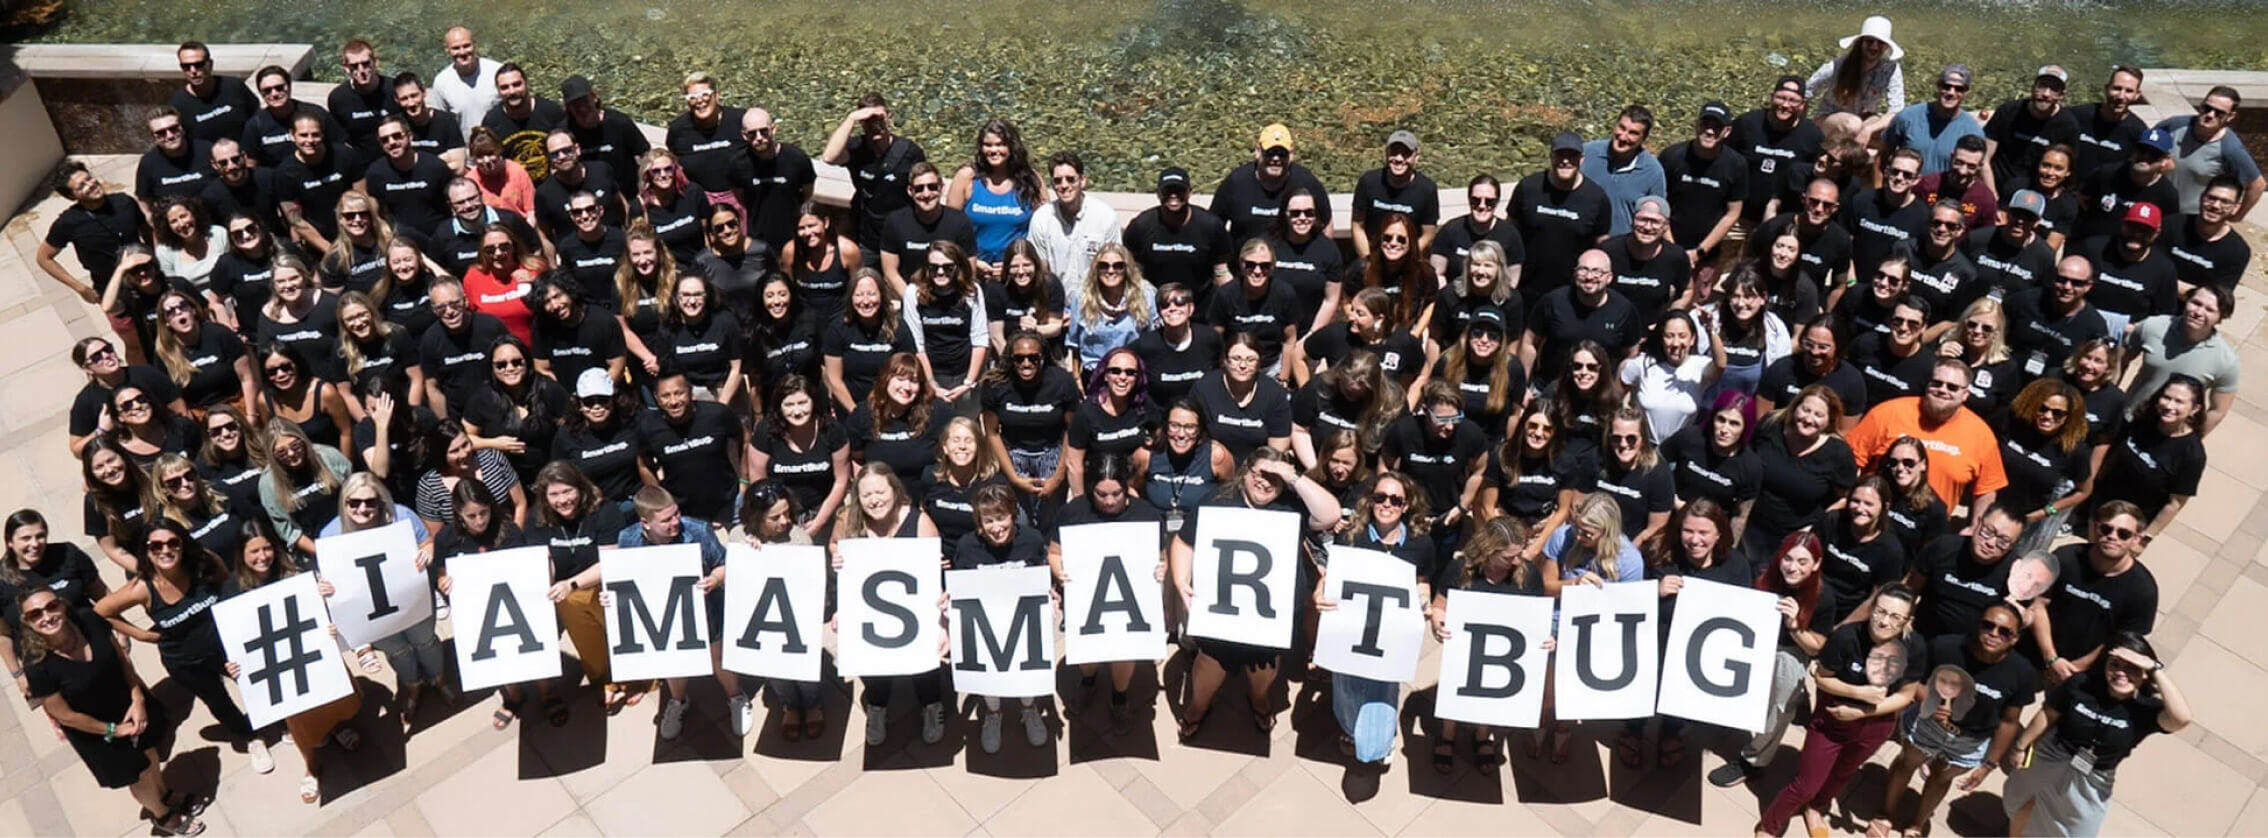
[2037,406,2069,418]
[208,420,241,435]
[1887,457,1923,469]
[493,357,527,369]
[1102,366,1139,378]
[23,601,66,618]
[345,496,381,509]
[1937,83,1969,93]
[1285,208,1317,218]
[928,262,959,276]
[146,538,182,552]
[1926,379,1967,392]
[547,147,578,159]
[1928,219,1964,230]
[117,394,151,410]
[1162,295,1192,307]
[1611,433,1642,446]
[264,363,296,376]
[152,124,183,137]
[2198,102,2234,119]
[2096,522,2137,540]
[1978,622,2018,639]
[910,182,943,194]
[1243,260,1275,274]
[1011,353,1043,365]
[568,205,601,217]
[2053,274,2091,286]
[180,59,212,70]
[1095,260,1127,273]
[1470,197,1499,208]
[1428,410,1464,424]
[580,396,613,409]
[1886,168,1920,182]
[1369,492,1407,507]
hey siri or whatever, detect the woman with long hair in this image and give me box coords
[318,474,447,730]
[255,418,352,555]
[145,454,246,560]
[336,290,422,413]
[1598,407,1674,545]
[1304,429,1372,520]
[463,223,544,344]
[981,331,1079,523]
[316,190,394,294]
[921,416,1011,551]
[1549,339,1624,446]
[195,404,267,514]
[1753,585,1925,837]
[1699,267,1794,403]
[1431,303,1523,440]
[2001,632,2193,836]
[253,254,344,383]
[21,586,207,835]
[1711,528,1833,788]
[1820,475,1905,622]
[1998,378,2095,556]
[81,437,151,573]
[635,149,711,265]
[843,352,952,482]
[527,461,634,717]
[221,518,363,804]
[1878,434,1951,556]
[461,336,568,483]
[1936,296,2020,417]
[781,201,858,323]
[1622,309,1727,442]
[1479,400,1596,551]
[746,375,851,541]
[95,520,272,773]
[1046,453,1167,727]
[2087,375,2208,541]
[736,480,824,739]
[466,126,535,216]
[68,336,189,457]
[1744,384,1856,562]
[1317,471,1435,764]
[1427,516,1548,772]
[1757,232,1823,327]
[2058,338,2127,451]
[1212,239,1305,383]
[1170,447,1343,740]
[372,237,438,338]
[529,278,627,389]
[0,510,107,697]
[822,268,917,414]
[1803,15,1905,144]
[747,273,824,402]
[903,240,991,414]
[151,196,227,294]
[1064,243,1157,378]
[946,117,1043,273]
[105,384,201,468]
[1532,494,1644,761]
[1293,349,1405,468]
[1063,347,1153,500]
[415,418,527,532]
[1660,391,1761,526]
[209,210,303,337]
[615,222,679,385]
[1625,498,1749,769]
[831,463,944,746]
[256,341,354,454]
[984,239,1067,360]
[1349,212,1438,332]
[1299,286,1426,392]
[151,287,256,414]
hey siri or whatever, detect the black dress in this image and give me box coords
[24,609,165,788]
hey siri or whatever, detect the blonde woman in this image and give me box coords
[1530,493,1644,761]
[318,473,447,731]
[317,190,395,293]
[1935,296,2021,416]
[255,418,351,556]
[1065,242,1156,376]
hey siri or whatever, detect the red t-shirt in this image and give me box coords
[462,266,536,344]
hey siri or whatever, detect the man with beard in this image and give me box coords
[1511,131,1613,299]
[273,112,358,251]
[168,41,258,144]
[2153,85,2268,216]
[2167,175,2253,295]
[1915,135,1997,232]
[1603,196,1689,321]
[1124,167,1233,319]
[196,138,283,236]
[417,277,509,417]
[2002,256,2110,382]
[430,177,542,276]
[1849,358,2008,520]
[391,72,464,160]
[1905,200,1981,321]
[1728,75,1826,234]
[479,63,567,177]
[1962,189,2057,295]
[1428,174,1525,284]
[1882,64,1984,177]
[823,92,927,263]
[428,26,501,141]
[876,163,974,298]
[1983,65,2081,195]
[729,107,817,253]
[1659,101,1746,270]
[2032,502,2158,683]
[1841,148,1931,280]
[325,39,395,152]
[1522,248,1638,379]
[2076,202,2178,335]
[1749,178,1854,290]
[242,65,348,167]
[532,131,626,241]
[361,115,454,237]
[552,191,625,311]
[561,75,651,198]
[1210,123,1333,245]
[134,108,213,209]
[1350,130,1439,260]
[1582,105,1667,237]
[2074,128,2179,243]
[2067,66,2148,176]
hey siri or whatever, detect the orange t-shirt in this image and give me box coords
[1845,396,2008,508]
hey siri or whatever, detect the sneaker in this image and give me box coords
[980,712,1003,754]
[659,698,689,740]
[248,739,275,775]
[865,709,888,746]
[1707,761,1752,788]
[921,702,946,745]
[728,694,754,737]
[1021,706,1046,747]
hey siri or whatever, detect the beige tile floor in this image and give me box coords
[2,155,2266,836]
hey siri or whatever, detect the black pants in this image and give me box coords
[862,670,945,709]
[164,656,255,739]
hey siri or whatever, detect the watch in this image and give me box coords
[2152,660,2166,674]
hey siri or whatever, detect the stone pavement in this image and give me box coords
[3,157,2268,837]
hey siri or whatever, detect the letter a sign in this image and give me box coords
[1059,521,1166,665]
[721,543,828,682]
[447,546,562,692]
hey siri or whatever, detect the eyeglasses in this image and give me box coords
[1242,260,1274,274]
[1470,196,1499,208]
[2096,522,2138,541]
[345,496,381,510]
[1872,610,1912,625]
[1978,621,2018,639]
[493,357,526,369]
[209,421,240,435]
[1926,379,1967,392]
[1102,366,1139,378]
[117,394,151,410]
[146,538,182,552]
[1428,410,1464,424]
[1928,219,1964,230]
[1610,433,1642,446]
[1095,260,1126,273]
[1011,353,1043,365]
[546,147,578,159]
[1369,492,1407,507]
[152,124,183,137]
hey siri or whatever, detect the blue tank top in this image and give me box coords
[965,179,1031,263]
[1144,446,1216,514]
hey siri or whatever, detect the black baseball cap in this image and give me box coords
[1699,101,1732,124]
[1156,167,1191,192]
[559,75,595,103]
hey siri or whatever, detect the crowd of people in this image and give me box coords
[14,15,2243,835]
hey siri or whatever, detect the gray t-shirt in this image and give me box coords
[2123,313,2241,416]
[2157,116,2263,214]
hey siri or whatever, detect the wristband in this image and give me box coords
[104,722,115,742]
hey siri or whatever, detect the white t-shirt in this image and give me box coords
[1026,197,1123,290]
[428,57,502,142]
[1620,353,1716,443]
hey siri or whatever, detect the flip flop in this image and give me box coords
[1615,731,1644,769]
[298,774,320,805]
[1476,739,1502,774]
[1249,698,1275,734]
[1658,734,1686,768]
[782,710,804,743]
[1432,741,1455,774]
[491,699,521,731]
[801,712,825,741]
[1177,708,1208,742]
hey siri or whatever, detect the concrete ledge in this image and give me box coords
[7,42,314,80]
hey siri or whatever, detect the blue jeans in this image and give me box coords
[374,613,447,686]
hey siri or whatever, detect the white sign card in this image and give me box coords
[601,543,714,681]
[946,565,1058,698]
[1059,521,1167,665]
[1312,545,1426,683]
[1551,581,1660,721]
[313,520,433,648]
[1185,506,1300,649]
[1432,589,1557,729]
[720,543,829,682]
[833,537,945,678]
[446,546,563,692]
[214,574,355,728]
[1656,577,1784,732]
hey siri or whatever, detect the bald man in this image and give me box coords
[427,26,502,142]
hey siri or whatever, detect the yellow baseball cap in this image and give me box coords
[1257,123,1294,152]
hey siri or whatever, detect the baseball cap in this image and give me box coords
[2137,127,2175,155]
[559,75,595,103]
[2034,65,2069,88]
[1938,64,1972,87]
[1156,167,1191,192]
[1775,74,1808,97]
[2124,200,2162,231]
[1468,306,1508,335]
[1635,195,1672,220]
[2006,189,2047,218]
[575,368,615,399]
[1698,101,1732,124]
[1550,131,1584,154]
[1386,130,1420,152]
[1257,123,1294,153]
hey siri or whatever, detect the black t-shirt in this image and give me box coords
[326,81,396,151]
[2039,674,2165,771]
[568,110,653,198]
[2045,543,2158,662]
[1848,331,1935,407]
[821,318,916,405]
[243,102,347,167]
[843,404,950,482]
[1509,171,1613,298]
[659,311,742,389]
[1596,459,1675,540]
[643,188,711,266]
[553,228,628,310]
[429,211,540,277]
[531,163,627,241]
[924,469,1011,548]
[663,107,749,192]
[952,527,1047,571]
[1290,379,1363,438]
[417,313,510,411]
[749,310,824,391]
[528,504,625,581]
[1209,161,1334,245]
[636,402,744,522]
[532,312,626,394]
[1188,373,1292,461]
[1993,417,2092,514]
[1983,101,2081,189]
[1841,189,1932,280]
[1265,234,1343,329]
[353,405,437,500]
[1834,288,1899,337]
[1912,534,2014,641]
[315,240,387,295]
[1907,247,1983,322]
[843,136,927,250]
[982,279,1069,359]
[1750,424,1857,539]
[750,419,847,513]
[1727,111,1825,221]
[1122,207,1233,317]
[1816,623,1927,705]
[1427,286,1524,356]
[1485,444,1597,523]
[42,194,147,293]
[2074,164,2181,244]
[1602,237,1691,321]
[2166,216,2251,295]
[694,245,778,327]
[2067,104,2148,176]
[206,247,282,332]
[1207,281,1303,367]
[1883,493,1951,559]
[176,321,248,407]
[1379,414,1488,512]
[253,294,345,382]
[1749,212,1855,289]
[881,207,977,271]
[1821,512,1907,620]
[2076,236,2179,320]
[22,609,131,722]
[551,419,646,504]
[170,78,258,144]
[2005,176,2081,242]
[730,144,819,251]
[402,111,464,157]
[137,142,214,201]
[1659,423,1761,509]
[1659,140,1749,249]
[1926,632,2039,738]
[274,144,360,240]
[909,287,981,381]
[461,377,568,479]
[1065,400,1154,462]
[1428,215,1526,284]
[1351,169,1441,238]
[1133,327,1223,407]
[0,544,104,632]
[1758,355,1869,416]
[198,168,285,240]
[1962,227,2058,295]
[362,152,454,236]
[982,367,1080,451]
[1052,494,1167,548]
[1527,287,1640,380]
[2093,423,2206,525]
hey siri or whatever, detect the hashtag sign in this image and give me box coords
[244,597,325,705]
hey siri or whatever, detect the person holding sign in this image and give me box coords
[1169,447,1341,741]
[1534,494,1644,761]
[1315,472,1435,763]
[613,486,740,740]
[256,420,355,557]
[223,519,364,805]
[1871,601,2038,838]
[1755,585,1924,838]
[527,461,631,721]
[953,484,1052,753]
[831,463,945,745]
[1625,499,1750,770]
[1048,452,1166,728]
[1711,529,1832,786]
[2000,632,2192,837]
[737,480,828,741]
[1479,400,1596,556]
[1428,516,1551,773]
[318,474,448,731]
[18,588,209,836]
[97,522,276,777]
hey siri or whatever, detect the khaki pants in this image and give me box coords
[557,586,613,686]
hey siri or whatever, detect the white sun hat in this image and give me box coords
[1839,15,1904,62]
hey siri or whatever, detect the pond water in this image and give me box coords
[18,0,2268,189]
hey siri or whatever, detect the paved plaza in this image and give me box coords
[1,156,2267,837]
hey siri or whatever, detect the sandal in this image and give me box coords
[400,695,420,732]
[355,648,382,675]
[1864,818,1894,838]
[159,791,208,817]
[603,687,628,716]
[1475,738,1502,774]
[1176,708,1208,742]
[298,774,320,805]
[153,808,206,837]
[623,682,650,707]
[1615,730,1644,769]
[801,711,824,741]
[1658,734,1686,768]
[331,726,361,753]
[1249,698,1275,734]
[1431,741,1455,774]
[1550,725,1576,765]
[545,697,571,727]
[782,709,804,743]
[491,704,519,731]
